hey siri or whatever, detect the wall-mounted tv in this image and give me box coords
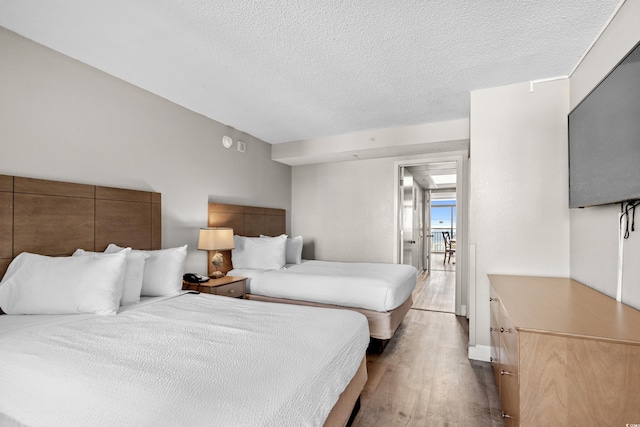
[568,40,640,208]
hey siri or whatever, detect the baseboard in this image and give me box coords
[467,345,491,362]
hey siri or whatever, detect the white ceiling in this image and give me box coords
[0,0,621,144]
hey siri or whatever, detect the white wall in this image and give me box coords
[569,0,640,308]
[468,79,571,359]
[0,28,291,274]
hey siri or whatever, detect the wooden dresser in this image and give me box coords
[489,275,640,426]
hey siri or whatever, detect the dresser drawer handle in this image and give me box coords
[500,369,513,376]
[500,327,512,333]
[228,289,236,294]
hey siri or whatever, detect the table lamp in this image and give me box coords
[198,227,235,278]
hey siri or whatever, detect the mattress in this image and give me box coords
[0,293,369,427]
[229,260,417,312]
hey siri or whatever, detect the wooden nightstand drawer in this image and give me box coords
[213,280,245,298]
[194,276,246,298]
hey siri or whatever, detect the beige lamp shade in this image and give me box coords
[197,227,235,251]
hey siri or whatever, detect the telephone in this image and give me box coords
[183,273,210,283]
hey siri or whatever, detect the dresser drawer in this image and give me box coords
[213,280,245,298]
[499,302,518,367]
[500,351,520,425]
[489,286,502,388]
[490,308,501,387]
[490,309,500,362]
[489,285,500,318]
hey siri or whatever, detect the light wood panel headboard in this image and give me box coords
[207,202,285,275]
[0,174,161,280]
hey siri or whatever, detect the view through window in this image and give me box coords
[430,199,456,252]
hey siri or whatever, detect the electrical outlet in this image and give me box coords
[237,140,246,153]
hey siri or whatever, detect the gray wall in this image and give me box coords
[292,157,396,263]
[569,0,640,308]
[0,28,291,274]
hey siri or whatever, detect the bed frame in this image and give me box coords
[0,175,364,427]
[0,174,161,280]
[208,202,413,345]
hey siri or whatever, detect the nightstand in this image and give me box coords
[191,276,246,299]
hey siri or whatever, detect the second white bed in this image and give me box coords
[229,260,417,312]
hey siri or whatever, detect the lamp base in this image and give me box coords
[210,251,226,279]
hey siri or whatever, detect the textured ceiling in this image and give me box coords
[0,0,621,144]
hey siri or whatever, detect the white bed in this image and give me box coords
[0,292,369,427]
[230,260,416,312]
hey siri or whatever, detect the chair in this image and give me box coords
[442,231,455,264]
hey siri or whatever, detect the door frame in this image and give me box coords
[393,151,468,316]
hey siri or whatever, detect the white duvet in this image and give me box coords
[0,293,369,427]
[230,260,417,312]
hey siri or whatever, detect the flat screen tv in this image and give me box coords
[568,40,640,208]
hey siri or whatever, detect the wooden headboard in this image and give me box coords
[207,203,285,275]
[0,174,161,280]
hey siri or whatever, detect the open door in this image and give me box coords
[399,167,424,271]
[424,190,432,275]
[399,167,414,266]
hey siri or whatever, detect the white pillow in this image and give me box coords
[260,234,303,264]
[105,244,187,297]
[0,252,126,315]
[73,248,149,306]
[286,236,303,264]
[232,235,286,270]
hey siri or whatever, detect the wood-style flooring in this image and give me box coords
[430,252,456,273]
[350,266,504,427]
[411,267,455,313]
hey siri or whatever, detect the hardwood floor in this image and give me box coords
[350,267,504,426]
[430,252,456,273]
[412,260,455,313]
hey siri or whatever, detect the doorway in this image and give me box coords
[394,154,466,316]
